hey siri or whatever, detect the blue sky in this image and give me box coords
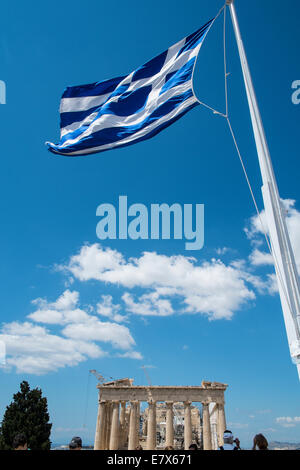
[0,0,299,449]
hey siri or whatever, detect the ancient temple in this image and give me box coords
[94,379,228,450]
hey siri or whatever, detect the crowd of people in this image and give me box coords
[12,429,270,451]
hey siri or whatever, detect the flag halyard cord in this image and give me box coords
[227,0,300,379]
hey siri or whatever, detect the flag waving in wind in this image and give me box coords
[47,19,214,156]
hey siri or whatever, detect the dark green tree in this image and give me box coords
[0,381,52,450]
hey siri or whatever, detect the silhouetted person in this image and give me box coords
[189,443,198,450]
[13,433,28,451]
[69,436,82,450]
[252,434,268,450]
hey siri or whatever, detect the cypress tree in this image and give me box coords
[0,381,52,450]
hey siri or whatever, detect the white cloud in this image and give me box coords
[116,351,143,360]
[28,290,90,325]
[0,321,105,375]
[265,273,279,294]
[60,244,261,320]
[122,291,174,317]
[0,290,142,375]
[56,244,123,281]
[97,295,127,323]
[249,249,274,267]
[247,199,300,273]
[62,317,136,350]
[276,416,300,427]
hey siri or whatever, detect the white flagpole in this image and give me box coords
[226,0,300,378]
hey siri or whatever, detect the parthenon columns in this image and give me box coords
[146,401,157,450]
[94,380,228,450]
[202,402,212,450]
[165,402,174,447]
[184,401,192,450]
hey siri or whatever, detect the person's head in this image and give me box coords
[13,433,28,450]
[252,434,268,450]
[189,443,198,450]
[69,436,82,450]
[165,445,174,450]
[135,445,143,450]
[223,430,234,445]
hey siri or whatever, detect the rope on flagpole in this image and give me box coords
[221,6,295,317]
[223,3,229,117]
[194,2,228,117]
[195,2,295,317]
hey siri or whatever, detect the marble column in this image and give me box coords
[105,401,112,450]
[202,402,212,450]
[119,401,126,448]
[217,403,226,446]
[128,401,137,450]
[94,400,106,450]
[135,401,140,448]
[165,402,174,447]
[102,401,108,449]
[142,410,148,436]
[146,401,157,450]
[109,401,120,450]
[184,401,192,450]
[125,406,131,447]
[208,403,219,450]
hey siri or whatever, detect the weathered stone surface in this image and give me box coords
[98,385,227,403]
[94,379,227,450]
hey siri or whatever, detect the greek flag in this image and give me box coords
[47,19,213,156]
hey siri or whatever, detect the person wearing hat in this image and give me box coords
[219,430,240,450]
[69,436,82,450]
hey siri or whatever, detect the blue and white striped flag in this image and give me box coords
[47,19,213,156]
